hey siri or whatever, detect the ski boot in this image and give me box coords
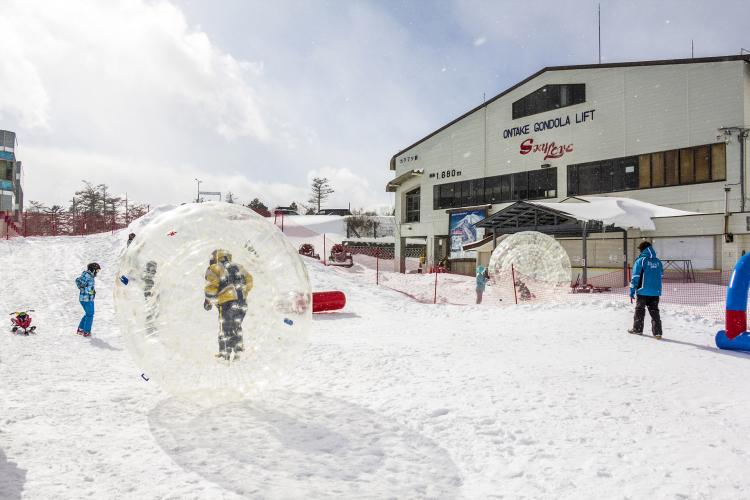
[627,329,643,335]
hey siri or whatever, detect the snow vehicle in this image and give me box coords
[10,310,36,335]
[299,243,320,260]
[328,244,353,268]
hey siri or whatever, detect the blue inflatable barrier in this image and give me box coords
[717,253,750,352]
[716,330,750,352]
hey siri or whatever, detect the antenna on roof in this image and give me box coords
[691,39,694,58]
[598,3,601,64]
[483,92,486,103]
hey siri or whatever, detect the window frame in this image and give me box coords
[404,187,421,223]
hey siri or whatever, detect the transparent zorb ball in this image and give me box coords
[488,231,571,304]
[114,202,312,401]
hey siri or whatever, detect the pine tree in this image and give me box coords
[246,197,270,217]
[308,177,334,213]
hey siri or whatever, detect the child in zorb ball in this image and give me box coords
[203,249,253,361]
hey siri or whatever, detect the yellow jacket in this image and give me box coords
[204,262,253,305]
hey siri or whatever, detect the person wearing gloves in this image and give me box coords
[203,249,253,361]
[75,262,100,337]
[476,265,488,304]
[628,241,664,339]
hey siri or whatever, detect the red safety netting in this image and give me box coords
[311,245,730,320]
[18,212,132,237]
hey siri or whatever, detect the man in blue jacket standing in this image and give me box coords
[628,241,663,339]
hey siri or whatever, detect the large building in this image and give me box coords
[388,55,750,273]
[0,129,24,220]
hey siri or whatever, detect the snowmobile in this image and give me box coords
[328,244,354,268]
[298,243,320,260]
[10,310,36,335]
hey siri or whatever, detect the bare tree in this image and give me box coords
[27,200,47,212]
[308,177,334,213]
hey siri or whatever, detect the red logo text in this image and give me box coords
[519,138,573,160]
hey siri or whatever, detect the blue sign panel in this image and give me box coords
[449,209,486,258]
[0,180,13,191]
[0,151,14,161]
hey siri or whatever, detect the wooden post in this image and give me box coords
[323,234,326,266]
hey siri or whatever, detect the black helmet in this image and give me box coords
[87,262,101,275]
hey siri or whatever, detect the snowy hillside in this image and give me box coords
[2,229,750,499]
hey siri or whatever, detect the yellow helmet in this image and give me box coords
[210,249,232,264]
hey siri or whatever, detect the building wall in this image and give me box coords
[391,59,750,270]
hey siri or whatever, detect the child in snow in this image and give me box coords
[126,233,136,247]
[476,265,487,304]
[203,249,253,361]
[75,263,100,337]
[628,241,664,339]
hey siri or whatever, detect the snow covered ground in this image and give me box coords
[2,229,750,499]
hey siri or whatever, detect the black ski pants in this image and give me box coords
[218,301,247,355]
[633,295,662,336]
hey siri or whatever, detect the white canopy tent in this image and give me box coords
[474,197,699,285]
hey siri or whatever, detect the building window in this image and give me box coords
[432,168,557,210]
[567,143,727,196]
[512,84,586,120]
[405,187,420,222]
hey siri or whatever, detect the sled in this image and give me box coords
[299,243,320,260]
[328,244,353,268]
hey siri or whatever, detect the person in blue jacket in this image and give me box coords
[628,242,663,338]
[75,262,100,337]
[476,265,488,304]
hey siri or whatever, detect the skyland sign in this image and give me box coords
[502,109,595,160]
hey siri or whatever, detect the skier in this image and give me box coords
[127,233,136,247]
[203,249,253,361]
[628,241,664,339]
[75,262,100,337]
[476,265,487,304]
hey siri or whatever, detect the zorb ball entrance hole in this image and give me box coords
[488,231,571,304]
[114,203,312,401]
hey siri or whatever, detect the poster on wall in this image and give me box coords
[449,209,486,259]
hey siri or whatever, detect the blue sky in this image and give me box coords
[1,0,748,211]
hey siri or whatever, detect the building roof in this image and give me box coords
[318,208,353,216]
[389,54,750,170]
[386,169,423,192]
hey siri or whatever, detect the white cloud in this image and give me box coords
[473,37,487,47]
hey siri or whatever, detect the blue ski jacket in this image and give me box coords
[76,270,96,302]
[476,266,487,291]
[630,246,663,297]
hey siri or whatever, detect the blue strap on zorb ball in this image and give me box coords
[120,276,129,285]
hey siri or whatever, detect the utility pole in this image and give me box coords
[195,178,202,203]
[597,3,601,64]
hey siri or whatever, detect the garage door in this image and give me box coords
[652,236,714,270]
